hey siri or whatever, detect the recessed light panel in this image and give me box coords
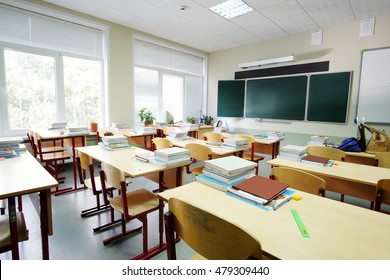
[210,0,254,19]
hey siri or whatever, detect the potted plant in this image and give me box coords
[138,108,155,126]
[186,117,196,124]
[204,115,214,125]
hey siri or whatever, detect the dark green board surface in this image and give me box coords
[217,80,245,117]
[246,75,308,120]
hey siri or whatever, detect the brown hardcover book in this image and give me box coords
[232,175,289,201]
[301,154,329,165]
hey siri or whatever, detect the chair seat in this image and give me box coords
[41,151,72,161]
[40,146,65,154]
[0,212,29,253]
[242,153,264,162]
[109,188,159,216]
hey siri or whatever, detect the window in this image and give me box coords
[0,4,106,136]
[134,39,206,125]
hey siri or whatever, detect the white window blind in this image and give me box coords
[0,4,103,58]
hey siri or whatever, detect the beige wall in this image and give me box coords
[208,15,390,140]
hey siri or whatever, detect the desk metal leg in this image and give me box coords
[8,196,19,260]
[40,190,50,260]
[53,136,87,196]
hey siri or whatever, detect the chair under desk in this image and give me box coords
[0,151,58,259]
[158,181,390,260]
[267,158,390,207]
[31,128,89,195]
[75,145,189,260]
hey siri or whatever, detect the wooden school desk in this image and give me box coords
[267,158,390,203]
[0,151,58,259]
[345,151,376,166]
[111,128,156,150]
[32,128,89,195]
[158,182,390,259]
[76,145,189,259]
[222,132,283,159]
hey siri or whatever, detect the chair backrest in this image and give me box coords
[307,145,346,161]
[26,132,37,157]
[0,211,29,254]
[234,134,255,145]
[185,143,212,161]
[152,137,173,150]
[100,162,126,190]
[271,166,326,196]
[375,152,390,168]
[203,132,223,142]
[162,126,174,136]
[376,179,390,212]
[165,198,262,260]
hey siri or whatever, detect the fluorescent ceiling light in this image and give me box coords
[239,55,295,69]
[210,0,253,19]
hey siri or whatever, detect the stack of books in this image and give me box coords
[111,123,129,129]
[166,131,193,141]
[196,156,256,191]
[153,147,190,167]
[0,137,23,158]
[101,135,131,150]
[65,126,89,136]
[137,127,157,135]
[307,135,330,146]
[48,122,67,130]
[277,144,307,161]
[222,137,248,149]
[227,175,294,211]
[266,131,286,140]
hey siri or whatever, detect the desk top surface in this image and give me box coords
[158,181,390,260]
[32,128,91,139]
[76,145,187,178]
[267,157,390,186]
[0,152,58,198]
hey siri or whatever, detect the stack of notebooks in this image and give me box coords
[301,154,333,167]
[0,137,23,158]
[166,131,193,141]
[153,147,190,167]
[227,175,294,211]
[196,156,256,190]
[222,137,248,149]
[277,144,307,161]
[101,135,131,150]
[307,135,330,146]
[266,131,286,140]
[65,126,89,136]
[48,122,67,130]
[137,127,157,135]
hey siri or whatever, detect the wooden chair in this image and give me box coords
[151,137,173,151]
[96,130,113,143]
[162,126,174,137]
[307,145,346,161]
[36,138,72,191]
[185,143,212,175]
[375,179,390,213]
[0,211,29,254]
[164,198,262,260]
[374,152,390,168]
[234,134,264,175]
[307,145,346,201]
[270,166,326,196]
[203,132,223,142]
[77,150,115,217]
[27,132,65,158]
[97,162,160,255]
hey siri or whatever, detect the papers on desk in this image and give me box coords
[100,135,131,150]
[152,147,190,167]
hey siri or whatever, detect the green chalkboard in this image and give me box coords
[217,80,245,117]
[246,76,308,120]
[307,72,351,123]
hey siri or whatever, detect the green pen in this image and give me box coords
[291,209,310,238]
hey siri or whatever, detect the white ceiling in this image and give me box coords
[42,0,390,53]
